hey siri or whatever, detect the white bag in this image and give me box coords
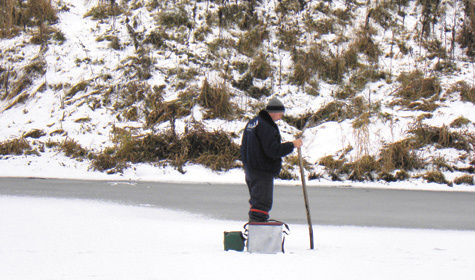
[245,221,290,254]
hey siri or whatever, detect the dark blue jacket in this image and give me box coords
[241,110,295,176]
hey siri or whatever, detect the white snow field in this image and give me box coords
[0,195,474,280]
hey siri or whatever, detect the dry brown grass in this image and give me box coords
[396,77,442,101]
[157,6,192,29]
[1,58,46,105]
[457,0,475,57]
[447,81,475,104]
[1,0,58,38]
[319,155,345,171]
[453,174,474,185]
[407,123,475,152]
[237,27,269,56]
[450,116,472,128]
[390,72,442,111]
[277,165,298,180]
[379,139,423,172]
[84,0,124,20]
[250,53,272,80]
[60,138,89,159]
[343,155,380,182]
[146,99,191,127]
[91,124,240,174]
[0,137,31,155]
[291,44,358,85]
[275,0,305,14]
[423,171,449,185]
[198,79,235,119]
[65,80,90,99]
[23,129,46,139]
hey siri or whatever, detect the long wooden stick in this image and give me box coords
[298,147,314,249]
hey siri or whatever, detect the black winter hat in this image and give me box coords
[266,98,285,113]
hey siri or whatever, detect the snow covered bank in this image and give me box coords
[2,0,475,193]
[1,196,474,280]
[1,152,475,193]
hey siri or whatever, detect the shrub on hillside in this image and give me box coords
[198,79,235,119]
[450,116,472,128]
[447,81,475,104]
[453,174,474,185]
[237,27,269,56]
[250,53,272,80]
[457,0,475,57]
[292,45,356,84]
[379,139,423,172]
[91,124,240,173]
[85,1,124,20]
[0,138,31,155]
[145,99,191,127]
[407,123,475,152]
[158,7,192,29]
[390,72,442,111]
[344,155,381,182]
[423,171,449,185]
[1,0,58,38]
[396,74,441,101]
[60,138,89,159]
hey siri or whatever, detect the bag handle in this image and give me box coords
[268,219,291,235]
[243,222,249,239]
[243,220,291,236]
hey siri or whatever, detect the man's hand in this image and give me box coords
[292,138,303,149]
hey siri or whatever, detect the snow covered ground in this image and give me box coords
[1,195,474,280]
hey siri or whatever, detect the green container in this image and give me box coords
[224,231,245,251]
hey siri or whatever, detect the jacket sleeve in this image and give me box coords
[256,122,294,159]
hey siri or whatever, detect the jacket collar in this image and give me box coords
[259,110,278,129]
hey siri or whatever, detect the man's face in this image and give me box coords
[269,112,284,122]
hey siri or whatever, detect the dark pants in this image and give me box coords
[245,169,275,222]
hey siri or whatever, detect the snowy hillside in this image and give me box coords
[1,0,475,189]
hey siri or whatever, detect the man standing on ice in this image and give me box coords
[241,98,303,222]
